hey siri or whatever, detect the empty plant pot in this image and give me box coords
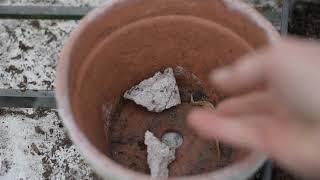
[56,0,279,179]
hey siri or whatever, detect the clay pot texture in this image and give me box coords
[56,0,279,179]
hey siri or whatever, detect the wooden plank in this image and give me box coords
[0,5,92,19]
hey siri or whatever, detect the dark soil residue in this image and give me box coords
[289,2,320,39]
[88,172,103,180]
[42,134,74,180]
[191,90,208,102]
[30,20,41,29]
[44,29,58,44]
[108,93,240,176]
[42,80,54,90]
[249,165,302,180]
[17,82,27,90]
[0,107,51,120]
[18,41,34,52]
[31,143,43,155]
[35,126,46,135]
[56,134,73,150]
[4,65,24,75]
[11,54,22,60]
[42,155,53,180]
[0,159,12,176]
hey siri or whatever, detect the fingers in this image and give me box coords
[198,38,320,178]
[211,38,320,123]
[188,106,320,178]
[187,91,295,151]
[266,38,320,123]
[187,106,301,153]
[216,92,275,116]
[209,38,320,96]
[188,109,267,150]
[210,54,266,95]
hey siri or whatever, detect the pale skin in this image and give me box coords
[188,38,320,179]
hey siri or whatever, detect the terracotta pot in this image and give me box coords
[57,0,279,179]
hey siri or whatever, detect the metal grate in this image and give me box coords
[0,0,294,179]
[0,5,91,19]
[0,89,56,108]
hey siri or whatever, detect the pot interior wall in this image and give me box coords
[66,0,271,177]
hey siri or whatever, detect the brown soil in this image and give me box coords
[106,63,244,176]
[108,92,243,176]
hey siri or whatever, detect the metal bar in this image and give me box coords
[0,89,56,109]
[0,5,92,20]
[259,1,293,179]
[261,161,273,180]
[281,0,292,36]
[258,1,294,179]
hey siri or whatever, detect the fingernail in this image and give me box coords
[210,68,232,83]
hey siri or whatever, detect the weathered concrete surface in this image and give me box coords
[0,19,76,90]
[0,1,105,179]
[0,0,282,179]
[0,108,100,180]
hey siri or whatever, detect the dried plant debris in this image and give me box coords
[144,131,176,178]
[124,68,181,112]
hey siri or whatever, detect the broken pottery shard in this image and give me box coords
[124,68,181,112]
[145,130,175,178]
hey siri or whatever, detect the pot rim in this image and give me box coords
[56,0,279,179]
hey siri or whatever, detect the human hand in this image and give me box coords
[188,38,320,178]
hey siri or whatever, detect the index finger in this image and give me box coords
[210,51,267,95]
